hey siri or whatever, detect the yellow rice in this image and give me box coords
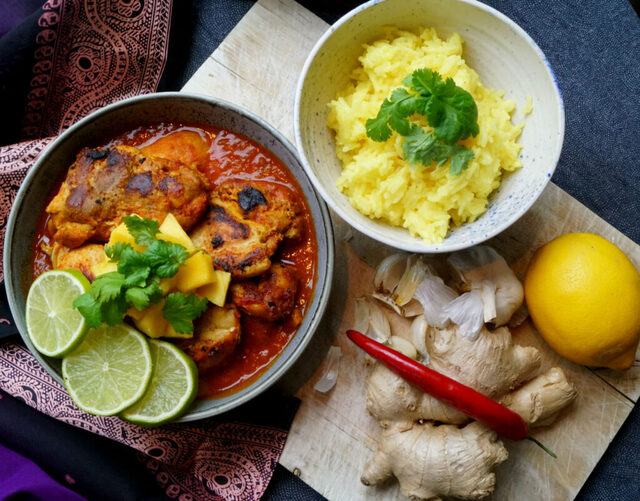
[327,27,525,243]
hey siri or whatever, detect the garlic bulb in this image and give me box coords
[447,246,523,326]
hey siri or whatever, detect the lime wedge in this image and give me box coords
[25,269,90,358]
[62,324,153,415]
[121,339,198,426]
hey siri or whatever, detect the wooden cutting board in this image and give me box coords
[182,0,640,499]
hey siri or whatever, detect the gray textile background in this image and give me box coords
[490,0,640,245]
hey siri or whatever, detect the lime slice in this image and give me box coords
[121,339,198,426]
[25,269,90,357]
[62,324,153,415]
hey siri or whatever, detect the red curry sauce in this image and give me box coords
[31,123,318,399]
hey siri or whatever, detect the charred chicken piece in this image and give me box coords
[190,181,303,279]
[177,304,241,374]
[230,262,298,322]
[46,145,208,248]
[51,243,106,281]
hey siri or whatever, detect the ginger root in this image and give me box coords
[362,323,577,500]
[501,367,578,427]
[366,364,468,428]
[362,422,508,501]
[426,325,541,398]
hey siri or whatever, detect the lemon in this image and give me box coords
[524,233,640,369]
[25,269,90,358]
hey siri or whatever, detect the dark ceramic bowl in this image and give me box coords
[3,92,334,421]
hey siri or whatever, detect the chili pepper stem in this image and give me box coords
[526,436,557,459]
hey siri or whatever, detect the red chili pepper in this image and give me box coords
[347,329,529,441]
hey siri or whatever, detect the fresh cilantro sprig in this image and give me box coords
[162,293,208,334]
[73,215,207,334]
[365,68,479,174]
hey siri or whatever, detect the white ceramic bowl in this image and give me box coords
[294,0,564,253]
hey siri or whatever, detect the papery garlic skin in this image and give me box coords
[441,290,485,341]
[448,246,524,326]
[413,269,458,328]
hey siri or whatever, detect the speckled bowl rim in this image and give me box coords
[294,0,565,254]
[4,92,335,422]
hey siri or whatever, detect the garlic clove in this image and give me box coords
[354,296,371,333]
[374,253,407,295]
[314,346,342,393]
[410,314,430,364]
[395,255,428,306]
[368,297,391,343]
[371,294,424,318]
[354,297,391,343]
[388,336,418,359]
[372,292,405,317]
[402,298,424,318]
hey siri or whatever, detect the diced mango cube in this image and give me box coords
[126,306,146,321]
[158,213,195,251]
[91,260,118,278]
[108,222,144,252]
[159,276,178,295]
[175,252,215,292]
[196,270,231,306]
[133,302,169,338]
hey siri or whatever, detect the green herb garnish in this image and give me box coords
[73,215,207,334]
[365,68,479,174]
[162,292,210,335]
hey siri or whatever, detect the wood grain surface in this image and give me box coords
[182,1,640,499]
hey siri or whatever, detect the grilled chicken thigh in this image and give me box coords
[177,303,241,373]
[190,181,303,279]
[230,262,298,322]
[51,243,106,281]
[46,145,208,248]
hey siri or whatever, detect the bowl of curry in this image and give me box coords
[4,92,334,421]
